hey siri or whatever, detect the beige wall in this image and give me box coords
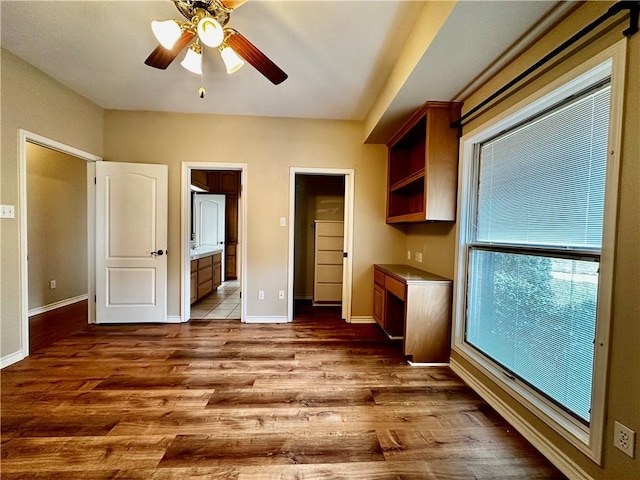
[103,111,405,319]
[411,3,638,478]
[294,175,345,298]
[0,49,103,358]
[27,143,88,310]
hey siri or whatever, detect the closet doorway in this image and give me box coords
[288,167,354,322]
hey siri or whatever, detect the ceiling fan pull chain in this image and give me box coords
[199,67,206,99]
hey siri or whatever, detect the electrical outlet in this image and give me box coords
[278,290,285,300]
[258,290,264,300]
[415,252,423,262]
[50,280,56,289]
[407,250,411,260]
[614,421,636,458]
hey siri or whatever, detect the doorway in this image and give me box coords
[181,163,247,322]
[287,167,355,323]
[18,130,100,358]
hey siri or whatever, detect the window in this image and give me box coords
[466,82,610,424]
[453,43,625,464]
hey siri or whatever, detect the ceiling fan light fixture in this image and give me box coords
[151,19,182,50]
[181,43,203,75]
[197,16,224,47]
[220,44,244,74]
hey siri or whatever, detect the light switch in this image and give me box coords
[279,217,287,227]
[0,205,15,218]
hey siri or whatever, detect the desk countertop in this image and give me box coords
[375,264,452,283]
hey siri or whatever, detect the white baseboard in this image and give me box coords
[349,316,376,324]
[244,316,289,323]
[450,358,592,480]
[1,350,25,369]
[408,361,450,367]
[165,315,183,323]
[28,294,88,317]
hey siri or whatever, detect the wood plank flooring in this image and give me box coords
[1,306,566,479]
[29,300,88,353]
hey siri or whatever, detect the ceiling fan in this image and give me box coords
[145,0,288,85]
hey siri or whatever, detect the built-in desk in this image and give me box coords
[373,264,452,364]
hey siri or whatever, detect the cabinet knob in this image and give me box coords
[151,250,164,256]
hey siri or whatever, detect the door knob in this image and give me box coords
[151,250,164,256]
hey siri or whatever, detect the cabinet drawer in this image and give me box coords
[385,276,405,301]
[198,265,213,284]
[316,222,343,236]
[316,265,343,283]
[190,260,198,273]
[317,236,343,251]
[374,268,385,287]
[212,252,222,265]
[315,283,342,302]
[198,255,213,268]
[316,250,343,265]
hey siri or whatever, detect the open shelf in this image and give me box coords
[385,101,462,224]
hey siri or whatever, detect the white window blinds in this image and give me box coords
[476,85,611,249]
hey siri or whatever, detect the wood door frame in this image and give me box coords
[288,167,355,323]
[180,163,247,322]
[17,130,101,359]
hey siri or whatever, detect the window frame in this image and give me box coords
[452,40,626,464]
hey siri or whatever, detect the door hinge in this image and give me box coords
[94,177,97,185]
[343,252,348,258]
[94,295,97,302]
[239,291,242,298]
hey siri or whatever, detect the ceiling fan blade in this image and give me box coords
[144,30,195,70]
[220,0,250,10]
[225,29,287,85]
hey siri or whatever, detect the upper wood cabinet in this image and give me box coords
[208,171,240,195]
[191,170,209,191]
[386,101,462,223]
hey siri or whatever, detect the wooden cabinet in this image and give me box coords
[191,252,223,303]
[220,171,240,194]
[225,243,237,280]
[373,264,452,364]
[386,101,462,223]
[191,170,209,191]
[190,260,198,304]
[225,194,238,280]
[208,171,240,195]
[313,221,344,305]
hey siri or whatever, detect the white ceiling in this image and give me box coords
[1,0,563,143]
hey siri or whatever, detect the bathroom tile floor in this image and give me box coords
[190,280,241,319]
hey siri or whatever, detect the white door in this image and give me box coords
[96,162,168,323]
[194,194,225,276]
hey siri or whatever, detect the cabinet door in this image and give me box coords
[190,272,197,303]
[225,195,238,244]
[192,170,209,191]
[213,263,222,288]
[225,244,237,280]
[373,283,385,328]
[219,171,239,194]
[207,172,220,192]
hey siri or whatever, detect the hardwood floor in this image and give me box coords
[29,300,89,353]
[1,305,566,479]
